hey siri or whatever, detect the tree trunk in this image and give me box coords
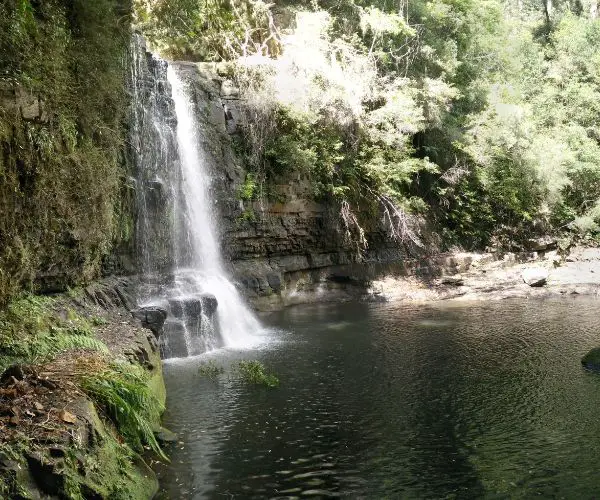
[591,0,599,19]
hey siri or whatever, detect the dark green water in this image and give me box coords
[156,298,600,499]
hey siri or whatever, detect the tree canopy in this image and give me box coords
[136,0,600,251]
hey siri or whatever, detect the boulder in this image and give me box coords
[168,297,201,317]
[521,268,549,287]
[131,307,168,338]
[200,294,218,316]
[525,237,557,252]
[437,276,464,286]
[582,347,600,371]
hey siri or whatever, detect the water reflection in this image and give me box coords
[156,298,600,498]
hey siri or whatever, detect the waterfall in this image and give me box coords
[130,37,261,358]
[166,66,262,353]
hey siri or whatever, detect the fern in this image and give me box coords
[0,293,109,367]
[51,334,109,354]
[82,363,167,460]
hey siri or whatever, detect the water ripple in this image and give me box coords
[155,298,600,499]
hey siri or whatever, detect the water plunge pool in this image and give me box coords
[156,297,600,498]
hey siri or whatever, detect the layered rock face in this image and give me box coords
[127,35,179,278]
[171,62,419,310]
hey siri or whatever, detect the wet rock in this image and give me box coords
[161,320,189,359]
[521,268,549,287]
[242,276,260,293]
[328,274,363,285]
[169,297,198,317]
[267,273,282,292]
[132,307,168,338]
[437,276,464,286]
[169,294,218,320]
[200,294,218,316]
[582,347,600,371]
[155,427,178,445]
[183,298,202,316]
[25,452,64,496]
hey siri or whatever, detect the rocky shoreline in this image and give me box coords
[240,246,600,311]
[368,246,600,304]
[1,245,597,498]
[0,278,168,499]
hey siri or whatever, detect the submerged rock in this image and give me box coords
[155,427,178,445]
[521,268,549,287]
[582,347,600,371]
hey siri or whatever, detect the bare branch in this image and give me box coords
[339,200,368,256]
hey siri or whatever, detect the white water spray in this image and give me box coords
[165,66,262,352]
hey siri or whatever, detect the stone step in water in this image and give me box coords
[161,319,188,358]
[167,293,218,320]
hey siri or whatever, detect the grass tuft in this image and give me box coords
[198,360,224,379]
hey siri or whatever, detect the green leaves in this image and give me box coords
[236,360,279,387]
[82,362,167,459]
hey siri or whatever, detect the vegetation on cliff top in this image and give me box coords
[137,0,600,253]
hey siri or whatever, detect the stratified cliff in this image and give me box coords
[0,0,135,304]
[172,62,422,310]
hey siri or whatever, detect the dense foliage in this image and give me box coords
[0,0,133,305]
[138,0,600,252]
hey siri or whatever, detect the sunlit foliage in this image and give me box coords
[139,0,600,251]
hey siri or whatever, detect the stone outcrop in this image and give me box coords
[171,62,424,310]
[0,276,166,498]
[132,306,168,338]
[124,35,179,278]
[521,268,549,287]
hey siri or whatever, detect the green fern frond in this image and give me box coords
[82,363,167,460]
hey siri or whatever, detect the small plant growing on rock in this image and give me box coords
[236,360,279,387]
[81,362,166,460]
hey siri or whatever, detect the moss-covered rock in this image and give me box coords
[0,399,159,499]
[0,0,135,306]
[0,279,168,499]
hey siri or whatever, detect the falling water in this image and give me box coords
[165,66,262,354]
[130,38,261,358]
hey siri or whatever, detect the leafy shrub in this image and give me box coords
[236,360,279,387]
